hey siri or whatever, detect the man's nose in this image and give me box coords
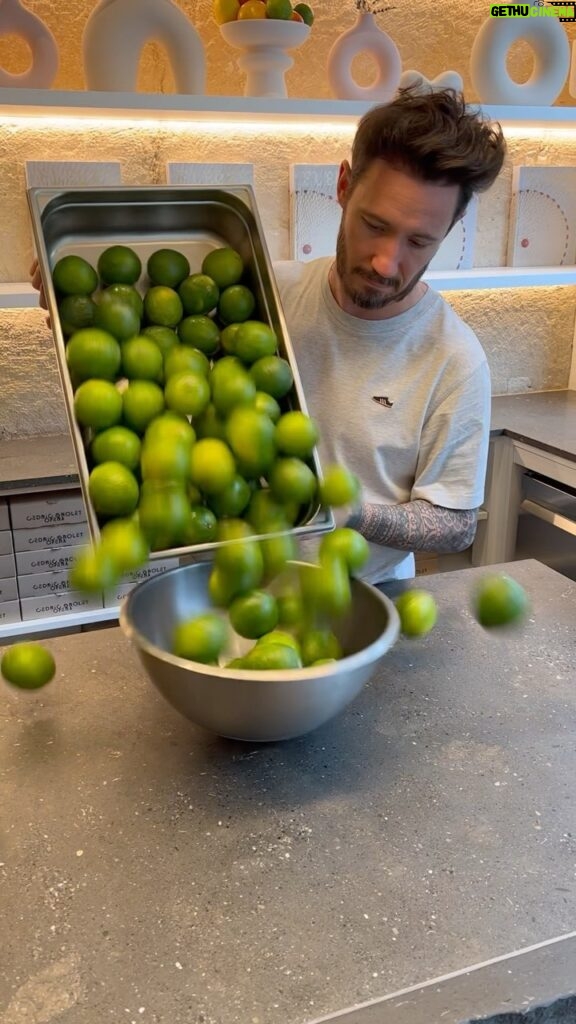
[371,237,401,278]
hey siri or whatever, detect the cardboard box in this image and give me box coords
[0,499,9,531]
[20,590,103,622]
[15,545,83,576]
[17,569,72,600]
[0,530,13,556]
[9,491,86,529]
[0,577,18,602]
[103,558,179,608]
[13,523,88,552]
[0,600,22,625]
[0,553,16,579]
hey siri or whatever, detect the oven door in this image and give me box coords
[515,472,576,581]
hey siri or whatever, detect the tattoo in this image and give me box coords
[355,500,479,554]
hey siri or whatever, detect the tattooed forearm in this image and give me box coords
[353,500,479,554]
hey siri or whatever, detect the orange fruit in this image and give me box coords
[52,254,98,296]
[66,327,121,382]
[238,0,268,17]
[147,248,190,288]
[88,461,140,518]
[74,379,123,430]
[213,0,241,23]
[201,247,244,288]
[1,642,56,689]
[98,245,142,285]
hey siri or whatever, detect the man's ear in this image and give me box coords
[336,160,352,207]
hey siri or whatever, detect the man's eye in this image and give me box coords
[363,219,384,233]
[409,239,429,248]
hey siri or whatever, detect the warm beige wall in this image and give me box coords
[0,1,575,439]
[0,0,575,104]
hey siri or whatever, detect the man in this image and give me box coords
[273,87,506,582]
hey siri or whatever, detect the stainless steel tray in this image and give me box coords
[27,185,333,559]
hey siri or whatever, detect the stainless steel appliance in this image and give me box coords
[515,472,576,581]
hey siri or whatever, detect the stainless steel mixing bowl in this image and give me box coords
[120,561,400,742]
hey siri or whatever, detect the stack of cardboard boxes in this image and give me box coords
[0,490,178,629]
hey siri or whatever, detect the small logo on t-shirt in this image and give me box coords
[372,395,394,408]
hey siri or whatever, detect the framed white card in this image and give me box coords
[166,162,254,186]
[507,166,576,267]
[25,161,122,188]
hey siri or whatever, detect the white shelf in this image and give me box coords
[0,605,120,642]
[3,267,575,310]
[0,88,575,128]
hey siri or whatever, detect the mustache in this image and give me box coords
[355,268,400,289]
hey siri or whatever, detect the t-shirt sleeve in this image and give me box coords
[410,360,491,509]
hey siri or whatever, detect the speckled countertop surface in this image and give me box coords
[1,559,575,1024]
[491,390,576,461]
[0,391,574,497]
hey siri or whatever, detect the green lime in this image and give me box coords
[319,528,369,574]
[142,325,180,359]
[318,465,360,507]
[173,612,228,664]
[140,437,191,482]
[94,291,141,341]
[122,380,165,434]
[182,505,218,546]
[395,589,438,637]
[74,379,123,430]
[91,425,141,471]
[260,532,296,582]
[88,461,140,518]
[269,457,317,505]
[100,518,149,574]
[143,286,183,328]
[220,322,240,354]
[225,406,277,477]
[473,574,530,628]
[242,642,301,671]
[144,411,195,449]
[274,410,318,458]
[138,481,190,550]
[69,544,119,593]
[121,335,164,381]
[164,345,210,379]
[178,273,219,315]
[164,371,210,418]
[299,557,351,618]
[177,315,220,356]
[104,283,144,318]
[209,474,252,518]
[1,642,56,689]
[247,487,299,530]
[194,402,227,441]
[147,248,190,288]
[218,285,256,326]
[212,364,256,416]
[234,320,277,363]
[229,589,279,639]
[299,628,342,666]
[66,327,121,382]
[202,247,244,288]
[266,0,293,18]
[98,245,142,285]
[52,254,98,296]
[189,438,236,495]
[294,1,314,25]
[253,391,281,422]
[249,355,293,399]
[256,630,300,653]
[214,537,264,596]
[58,294,97,336]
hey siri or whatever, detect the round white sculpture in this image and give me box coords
[470,14,569,106]
[0,0,59,88]
[399,69,463,94]
[83,0,206,94]
[219,19,310,99]
[327,10,402,102]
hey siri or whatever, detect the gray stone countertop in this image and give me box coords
[1,558,575,1024]
[491,389,576,461]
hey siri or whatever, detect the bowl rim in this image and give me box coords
[219,19,311,41]
[119,562,400,683]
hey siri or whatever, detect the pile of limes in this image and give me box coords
[214,0,314,26]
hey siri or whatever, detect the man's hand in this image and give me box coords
[29,257,50,326]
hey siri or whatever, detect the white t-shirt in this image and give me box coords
[273,257,491,584]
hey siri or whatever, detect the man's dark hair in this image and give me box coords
[349,88,506,221]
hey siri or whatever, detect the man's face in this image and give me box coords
[334,159,461,314]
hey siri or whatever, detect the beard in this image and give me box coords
[334,221,429,311]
